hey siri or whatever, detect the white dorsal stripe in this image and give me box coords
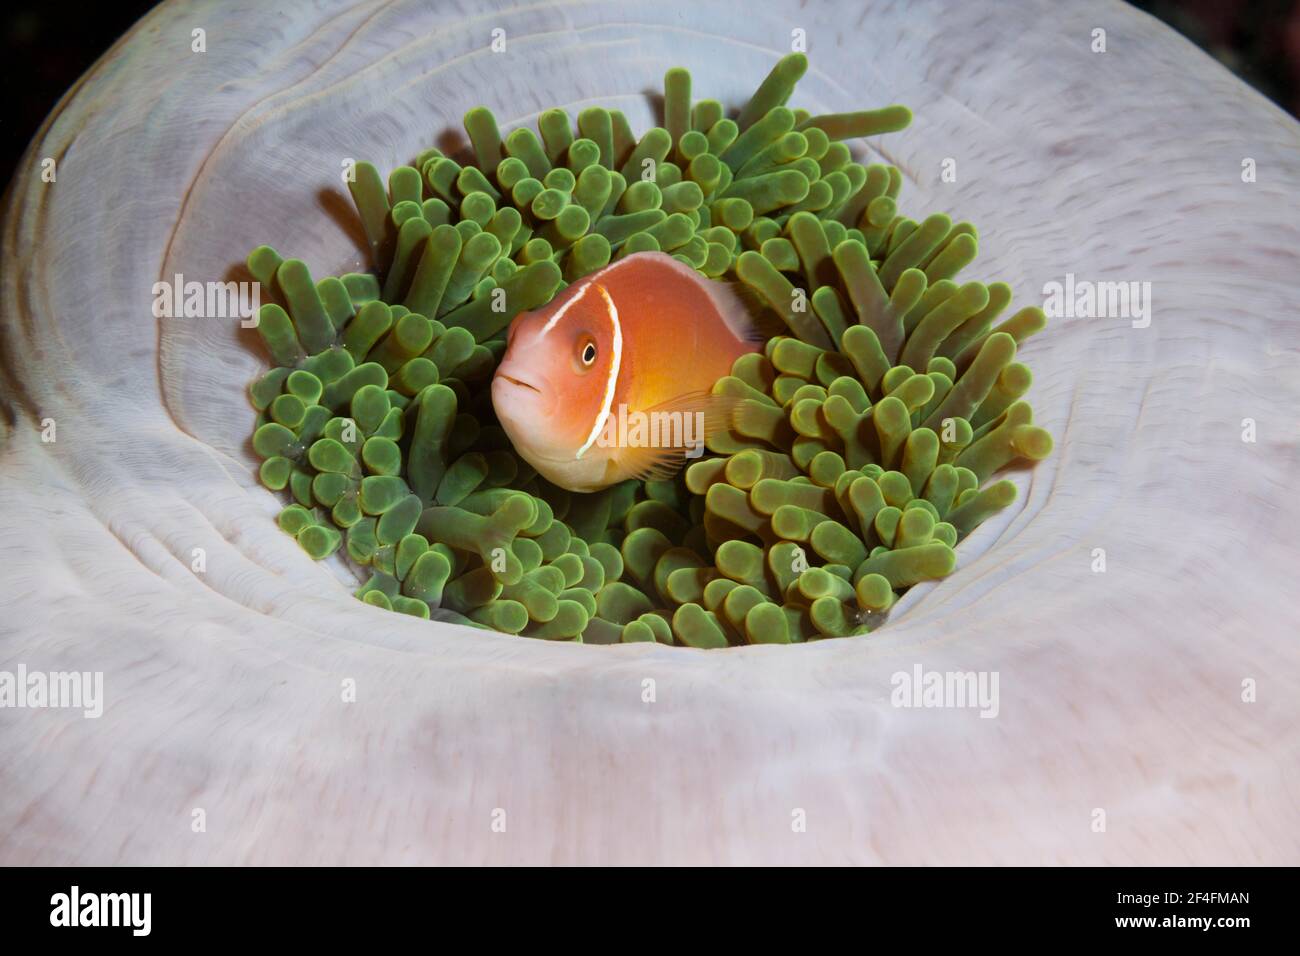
[575,284,622,459]
[539,280,591,337]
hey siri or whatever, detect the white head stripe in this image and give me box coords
[539,280,591,337]
[575,284,622,459]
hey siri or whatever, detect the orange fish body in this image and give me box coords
[492,252,758,492]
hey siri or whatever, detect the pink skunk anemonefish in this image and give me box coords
[492,251,760,492]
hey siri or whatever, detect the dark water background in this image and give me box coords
[2,1,1297,191]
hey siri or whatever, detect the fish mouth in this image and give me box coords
[496,373,540,393]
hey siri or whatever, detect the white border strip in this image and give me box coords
[575,284,622,459]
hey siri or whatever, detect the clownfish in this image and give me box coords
[492,251,761,492]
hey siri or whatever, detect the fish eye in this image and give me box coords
[577,336,597,367]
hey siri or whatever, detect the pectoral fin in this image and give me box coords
[612,391,741,482]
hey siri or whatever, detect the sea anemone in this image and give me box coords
[1,0,1295,864]
[247,54,1053,645]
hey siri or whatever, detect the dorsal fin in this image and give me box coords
[700,278,783,345]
